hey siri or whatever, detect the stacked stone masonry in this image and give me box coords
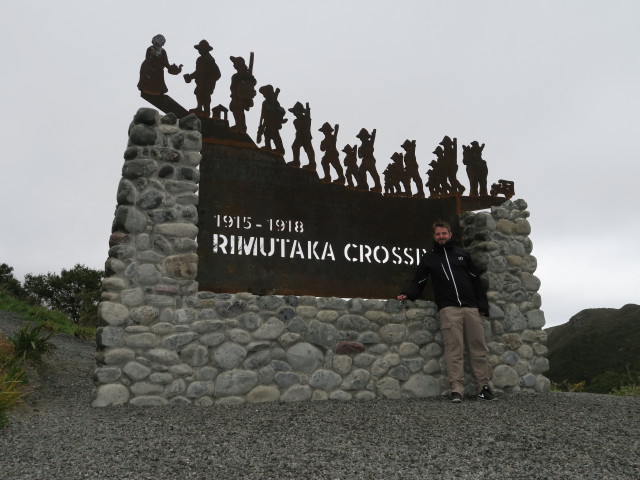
[93,108,550,407]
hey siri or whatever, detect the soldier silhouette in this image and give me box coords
[401,139,425,198]
[183,40,221,118]
[342,144,362,189]
[463,141,489,197]
[356,128,382,193]
[137,34,182,95]
[385,152,405,195]
[319,122,345,184]
[257,84,287,154]
[439,135,465,194]
[431,147,451,195]
[425,160,441,197]
[288,102,316,170]
[229,55,257,133]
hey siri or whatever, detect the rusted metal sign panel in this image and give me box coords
[196,142,462,299]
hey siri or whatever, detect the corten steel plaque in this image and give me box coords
[197,141,462,299]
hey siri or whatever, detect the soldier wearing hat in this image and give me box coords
[384,152,406,196]
[356,128,382,193]
[462,141,489,197]
[439,135,465,194]
[342,144,363,189]
[183,40,220,118]
[288,102,316,170]
[229,55,257,133]
[401,139,425,198]
[319,122,345,184]
[257,84,287,154]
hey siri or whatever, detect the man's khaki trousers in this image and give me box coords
[439,306,491,395]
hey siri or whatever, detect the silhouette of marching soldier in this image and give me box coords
[342,144,363,189]
[462,141,489,197]
[384,152,406,196]
[356,128,382,193]
[137,34,183,95]
[183,40,221,118]
[425,160,442,197]
[257,84,287,154]
[439,135,465,195]
[319,122,345,184]
[401,139,425,198]
[229,54,257,133]
[430,147,450,196]
[288,102,316,171]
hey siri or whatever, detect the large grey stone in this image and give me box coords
[92,384,130,407]
[310,369,343,391]
[280,385,312,402]
[402,374,441,398]
[214,369,258,397]
[379,323,407,344]
[341,369,370,391]
[213,342,247,369]
[113,206,148,234]
[123,361,151,381]
[493,364,519,388]
[254,317,286,340]
[305,320,338,349]
[286,342,323,373]
[99,302,129,326]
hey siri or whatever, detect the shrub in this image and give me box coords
[9,323,57,364]
[0,333,26,428]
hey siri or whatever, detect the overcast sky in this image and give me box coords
[1,1,639,328]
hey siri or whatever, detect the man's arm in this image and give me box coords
[398,259,429,301]
[466,254,489,315]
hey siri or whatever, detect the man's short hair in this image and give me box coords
[432,220,451,233]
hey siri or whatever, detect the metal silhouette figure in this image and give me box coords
[319,122,345,184]
[257,85,287,154]
[384,152,406,196]
[356,128,382,193]
[137,34,182,95]
[229,53,257,133]
[401,139,425,198]
[439,135,465,195]
[288,102,316,170]
[426,147,454,197]
[462,140,489,197]
[491,179,515,198]
[342,144,363,189]
[183,40,221,118]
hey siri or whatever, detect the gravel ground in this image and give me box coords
[1,311,639,480]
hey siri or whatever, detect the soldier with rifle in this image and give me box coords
[257,84,287,155]
[229,53,257,133]
[342,144,362,189]
[319,122,345,184]
[356,127,382,193]
[288,102,316,171]
[440,135,465,194]
[401,139,425,198]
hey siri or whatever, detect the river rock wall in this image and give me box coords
[93,108,549,406]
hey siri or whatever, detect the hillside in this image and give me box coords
[545,304,640,393]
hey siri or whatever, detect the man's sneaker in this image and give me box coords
[450,392,463,403]
[477,385,495,400]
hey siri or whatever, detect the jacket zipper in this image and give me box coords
[443,249,462,306]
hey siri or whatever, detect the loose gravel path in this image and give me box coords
[1,311,639,480]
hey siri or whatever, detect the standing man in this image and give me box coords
[397,220,495,403]
[183,40,220,118]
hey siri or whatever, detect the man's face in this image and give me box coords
[433,226,452,245]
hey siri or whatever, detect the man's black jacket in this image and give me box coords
[402,241,489,314]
